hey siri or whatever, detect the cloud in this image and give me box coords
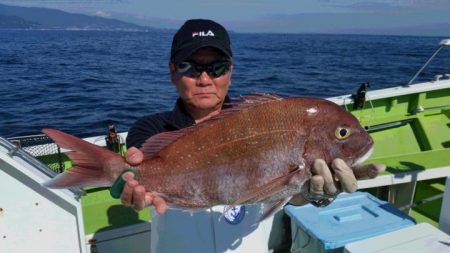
[342,1,394,10]
[95,10,111,18]
[320,0,449,12]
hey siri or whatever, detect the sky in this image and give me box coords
[1,0,450,34]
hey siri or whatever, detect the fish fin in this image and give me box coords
[210,93,284,122]
[227,165,299,211]
[230,93,284,108]
[43,166,111,188]
[259,198,290,222]
[141,93,285,159]
[42,128,125,189]
[140,118,225,160]
[140,131,188,159]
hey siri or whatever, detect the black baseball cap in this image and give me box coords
[170,19,232,64]
[108,124,116,132]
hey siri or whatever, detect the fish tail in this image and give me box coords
[42,128,126,189]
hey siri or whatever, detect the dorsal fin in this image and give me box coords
[140,130,189,160]
[228,93,284,109]
[203,93,284,122]
[140,93,285,159]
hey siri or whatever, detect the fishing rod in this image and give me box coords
[406,38,450,86]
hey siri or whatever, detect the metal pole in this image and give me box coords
[407,46,443,85]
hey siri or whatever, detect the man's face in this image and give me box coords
[170,47,232,112]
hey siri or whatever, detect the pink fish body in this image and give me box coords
[43,94,373,213]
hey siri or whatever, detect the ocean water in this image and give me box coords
[0,30,449,138]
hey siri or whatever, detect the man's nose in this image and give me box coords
[196,71,213,86]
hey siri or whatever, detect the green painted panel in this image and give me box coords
[423,89,450,108]
[366,149,450,173]
[420,112,450,150]
[409,212,439,227]
[369,122,422,158]
[81,188,150,234]
[410,179,446,226]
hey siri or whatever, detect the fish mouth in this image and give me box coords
[352,147,374,166]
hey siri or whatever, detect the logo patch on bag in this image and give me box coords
[223,205,245,225]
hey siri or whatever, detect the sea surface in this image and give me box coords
[1,30,449,138]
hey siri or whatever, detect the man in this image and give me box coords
[105,124,124,155]
[120,19,385,252]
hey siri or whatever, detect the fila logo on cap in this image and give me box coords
[192,30,215,37]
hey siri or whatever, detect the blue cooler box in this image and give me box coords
[284,192,416,253]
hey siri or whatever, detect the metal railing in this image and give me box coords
[8,134,66,173]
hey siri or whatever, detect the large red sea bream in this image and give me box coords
[43,94,373,217]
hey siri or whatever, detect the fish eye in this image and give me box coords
[335,127,350,140]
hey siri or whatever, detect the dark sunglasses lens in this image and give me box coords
[176,62,198,77]
[176,62,191,72]
[177,61,230,78]
[210,62,230,77]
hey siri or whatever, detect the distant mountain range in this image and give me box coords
[0,3,159,31]
[0,14,40,29]
[1,3,448,36]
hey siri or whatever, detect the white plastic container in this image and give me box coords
[343,223,450,253]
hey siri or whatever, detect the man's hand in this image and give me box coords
[290,159,385,206]
[120,147,167,213]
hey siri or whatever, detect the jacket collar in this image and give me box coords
[167,96,232,130]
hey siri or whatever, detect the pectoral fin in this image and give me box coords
[224,165,299,215]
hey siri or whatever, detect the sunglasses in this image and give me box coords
[175,61,231,78]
